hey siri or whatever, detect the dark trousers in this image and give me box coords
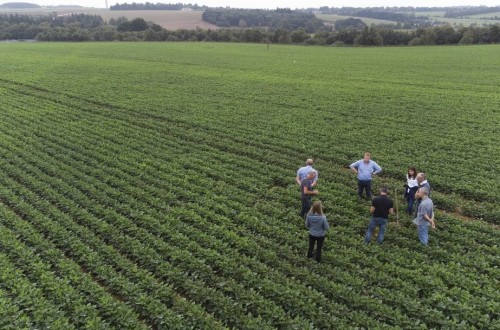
[307,235,325,262]
[300,198,312,218]
[406,186,418,215]
[357,179,372,198]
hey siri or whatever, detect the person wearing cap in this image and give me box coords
[300,171,319,218]
[296,158,318,187]
[413,186,435,245]
[364,186,394,244]
[350,152,382,200]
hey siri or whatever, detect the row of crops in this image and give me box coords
[0,43,498,328]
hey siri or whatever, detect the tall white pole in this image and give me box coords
[105,0,108,9]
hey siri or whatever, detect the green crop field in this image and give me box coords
[0,42,498,329]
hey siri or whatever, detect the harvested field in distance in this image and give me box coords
[0,7,217,30]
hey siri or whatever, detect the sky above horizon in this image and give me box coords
[5,1,499,9]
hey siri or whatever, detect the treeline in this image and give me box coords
[202,8,324,33]
[311,25,500,46]
[1,13,499,46]
[110,2,207,10]
[1,13,104,28]
[0,14,159,41]
[444,6,500,18]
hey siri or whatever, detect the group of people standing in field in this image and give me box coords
[296,153,435,263]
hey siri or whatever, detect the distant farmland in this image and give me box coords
[316,13,398,27]
[3,6,498,31]
[0,7,217,30]
[99,10,217,30]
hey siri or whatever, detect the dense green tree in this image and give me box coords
[108,16,128,26]
[413,27,437,45]
[378,29,415,45]
[273,28,291,43]
[489,24,500,43]
[334,18,366,31]
[434,24,461,44]
[336,29,360,44]
[355,27,383,46]
[240,29,264,43]
[92,25,118,41]
[458,30,474,44]
[117,18,149,32]
[291,29,310,43]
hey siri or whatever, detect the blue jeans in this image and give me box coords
[364,217,388,244]
[418,225,429,245]
[358,179,372,198]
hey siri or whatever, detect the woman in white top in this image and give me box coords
[405,166,418,215]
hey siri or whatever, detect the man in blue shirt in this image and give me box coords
[296,159,318,187]
[350,152,382,200]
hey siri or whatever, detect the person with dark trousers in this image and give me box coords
[300,171,319,218]
[350,152,382,200]
[305,201,330,262]
[364,186,394,244]
[404,166,419,215]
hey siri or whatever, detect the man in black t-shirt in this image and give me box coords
[364,186,394,244]
[300,171,319,218]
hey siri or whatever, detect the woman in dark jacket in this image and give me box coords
[305,201,330,262]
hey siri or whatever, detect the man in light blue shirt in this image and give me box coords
[350,152,382,199]
[296,159,318,187]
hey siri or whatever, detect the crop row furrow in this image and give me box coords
[2,86,497,225]
[0,109,494,304]
[2,114,496,308]
[0,174,267,329]
[2,78,495,206]
[1,118,488,324]
[0,223,115,329]
[0,249,74,329]
[0,111,420,326]
[0,136,362,328]
[0,186,191,329]
[1,92,498,324]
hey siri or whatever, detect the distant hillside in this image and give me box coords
[0,6,217,30]
[0,2,41,8]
